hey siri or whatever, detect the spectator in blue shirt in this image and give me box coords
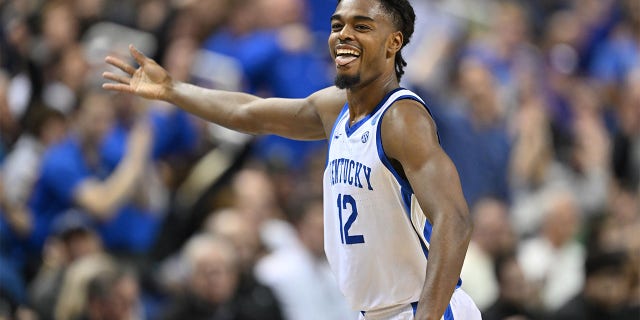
[28,90,157,256]
[430,58,512,208]
[202,0,331,170]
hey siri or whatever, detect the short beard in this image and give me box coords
[334,74,361,89]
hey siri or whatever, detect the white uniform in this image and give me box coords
[323,88,481,320]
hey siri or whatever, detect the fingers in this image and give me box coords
[102,71,130,85]
[129,44,147,67]
[102,83,134,94]
[102,69,132,93]
[105,56,137,75]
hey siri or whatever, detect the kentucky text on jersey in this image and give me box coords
[329,158,374,190]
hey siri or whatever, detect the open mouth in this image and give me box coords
[335,48,361,66]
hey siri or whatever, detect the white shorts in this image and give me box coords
[358,288,482,320]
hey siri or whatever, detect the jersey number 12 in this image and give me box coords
[337,194,365,244]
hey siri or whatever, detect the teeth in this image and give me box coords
[336,49,360,56]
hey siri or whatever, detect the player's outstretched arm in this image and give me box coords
[103,45,344,140]
[381,100,472,320]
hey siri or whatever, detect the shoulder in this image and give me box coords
[41,139,83,175]
[307,86,347,111]
[385,97,432,120]
[381,98,438,143]
[307,86,348,129]
[43,139,76,162]
[379,96,442,166]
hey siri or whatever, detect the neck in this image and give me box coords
[346,74,399,124]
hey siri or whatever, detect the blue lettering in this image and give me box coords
[341,159,349,184]
[363,166,373,190]
[353,162,363,188]
[347,160,355,185]
[328,158,373,190]
[333,159,340,185]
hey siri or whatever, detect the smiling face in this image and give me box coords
[329,0,402,89]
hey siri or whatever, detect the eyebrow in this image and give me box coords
[330,14,375,22]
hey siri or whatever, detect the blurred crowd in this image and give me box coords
[0,0,638,319]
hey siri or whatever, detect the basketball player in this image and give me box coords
[103,0,481,319]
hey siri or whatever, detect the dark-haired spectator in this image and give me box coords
[552,251,639,320]
[461,197,516,311]
[81,266,142,320]
[1,106,66,246]
[42,44,89,115]
[611,71,640,191]
[483,253,538,320]
[28,209,103,320]
[54,253,138,320]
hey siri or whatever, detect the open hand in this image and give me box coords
[103,45,173,101]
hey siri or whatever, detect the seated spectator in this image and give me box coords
[203,208,264,273]
[461,197,516,311]
[82,266,142,320]
[517,189,586,312]
[161,234,283,320]
[230,167,297,252]
[155,208,265,314]
[552,251,639,320]
[483,253,539,320]
[54,253,120,320]
[28,210,103,320]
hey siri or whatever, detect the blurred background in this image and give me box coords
[0,0,638,319]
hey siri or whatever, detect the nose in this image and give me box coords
[338,25,354,41]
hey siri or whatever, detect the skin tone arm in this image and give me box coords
[0,180,32,237]
[381,100,472,320]
[103,45,346,140]
[74,119,152,220]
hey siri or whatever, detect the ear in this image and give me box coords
[386,31,403,58]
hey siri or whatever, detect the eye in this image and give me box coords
[355,24,371,31]
[331,23,343,31]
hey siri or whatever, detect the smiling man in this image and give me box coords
[102,0,480,319]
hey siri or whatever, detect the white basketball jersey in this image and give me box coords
[323,88,452,312]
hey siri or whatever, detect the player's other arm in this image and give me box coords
[103,45,345,140]
[381,100,472,320]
